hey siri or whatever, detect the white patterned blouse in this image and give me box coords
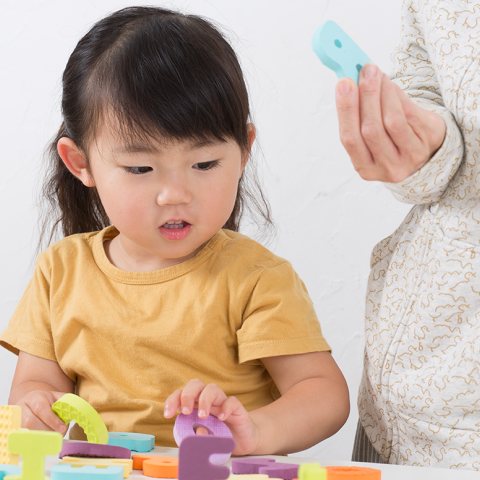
[358,0,480,469]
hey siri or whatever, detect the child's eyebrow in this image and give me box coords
[112,138,224,155]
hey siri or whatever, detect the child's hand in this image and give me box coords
[335,63,446,183]
[16,390,70,435]
[164,379,261,456]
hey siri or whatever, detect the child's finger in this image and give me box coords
[163,390,182,418]
[217,395,247,422]
[22,401,67,434]
[179,378,207,415]
[194,426,209,435]
[197,383,227,418]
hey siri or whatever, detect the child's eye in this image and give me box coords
[193,160,219,171]
[125,166,152,175]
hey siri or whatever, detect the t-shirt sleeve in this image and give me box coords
[0,252,57,361]
[237,261,330,364]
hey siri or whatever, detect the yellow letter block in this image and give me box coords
[60,457,133,479]
[0,406,21,465]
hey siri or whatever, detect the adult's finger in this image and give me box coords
[335,77,375,175]
[381,76,418,157]
[395,82,447,157]
[358,64,398,168]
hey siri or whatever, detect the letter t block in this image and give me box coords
[5,429,62,480]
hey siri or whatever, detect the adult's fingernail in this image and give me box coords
[338,79,350,95]
[363,63,376,79]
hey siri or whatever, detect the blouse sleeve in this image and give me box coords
[383,0,464,205]
[236,261,330,365]
[0,252,57,361]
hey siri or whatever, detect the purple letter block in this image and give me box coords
[259,462,300,480]
[178,435,235,480]
[231,458,276,474]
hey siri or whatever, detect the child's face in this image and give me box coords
[59,123,254,267]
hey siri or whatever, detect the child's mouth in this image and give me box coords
[159,220,192,241]
[162,220,188,229]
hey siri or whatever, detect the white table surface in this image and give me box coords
[43,443,480,480]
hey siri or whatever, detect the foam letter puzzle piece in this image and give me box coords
[311,20,372,84]
[258,463,299,480]
[52,394,108,445]
[107,433,154,452]
[298,464,327,480]
[231,458,276,474]
[0,406,21,465]
[178,435,235,480]
[50,465,123,480]
[227,476,274,480]
[0,466,21,480]
[132,455,155,470]
[6,429,63,480]
[174,409,233,465]
[60,457,132,479]
[59,443,131,460]
[131,455,179,477]
[325,466,381,479]
[143,456,179,478]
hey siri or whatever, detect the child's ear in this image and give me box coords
[241,123,256,173]
[57,137,95,187]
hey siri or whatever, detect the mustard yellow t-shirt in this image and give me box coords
[0,226,330,446]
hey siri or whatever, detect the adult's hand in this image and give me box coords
[335,63,446,183]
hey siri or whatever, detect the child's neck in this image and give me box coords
[103,234,204,272]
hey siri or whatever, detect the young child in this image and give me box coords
[0,6,349,456]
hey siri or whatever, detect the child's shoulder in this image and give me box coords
[37,227,108,269]
[215,229,290,272]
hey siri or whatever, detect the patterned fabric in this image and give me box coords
[358,0,480,469]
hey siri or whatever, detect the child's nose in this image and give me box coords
[156,176,193,206]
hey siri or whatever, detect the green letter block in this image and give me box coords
[5,429,62,480]
[52,394,108,445]
[298,463,327,480]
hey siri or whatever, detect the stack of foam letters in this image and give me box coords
[0,394,380,480]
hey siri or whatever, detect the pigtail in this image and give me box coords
[37,122,110,255]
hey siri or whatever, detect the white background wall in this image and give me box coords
[0,0,410,461]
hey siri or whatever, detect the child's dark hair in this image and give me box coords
[38,6,273,251]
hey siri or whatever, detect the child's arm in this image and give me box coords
[164,351,349,455]
[9,351,75,434]
[250,351,349,454]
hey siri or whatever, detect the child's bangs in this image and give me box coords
[83,14,249,152]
